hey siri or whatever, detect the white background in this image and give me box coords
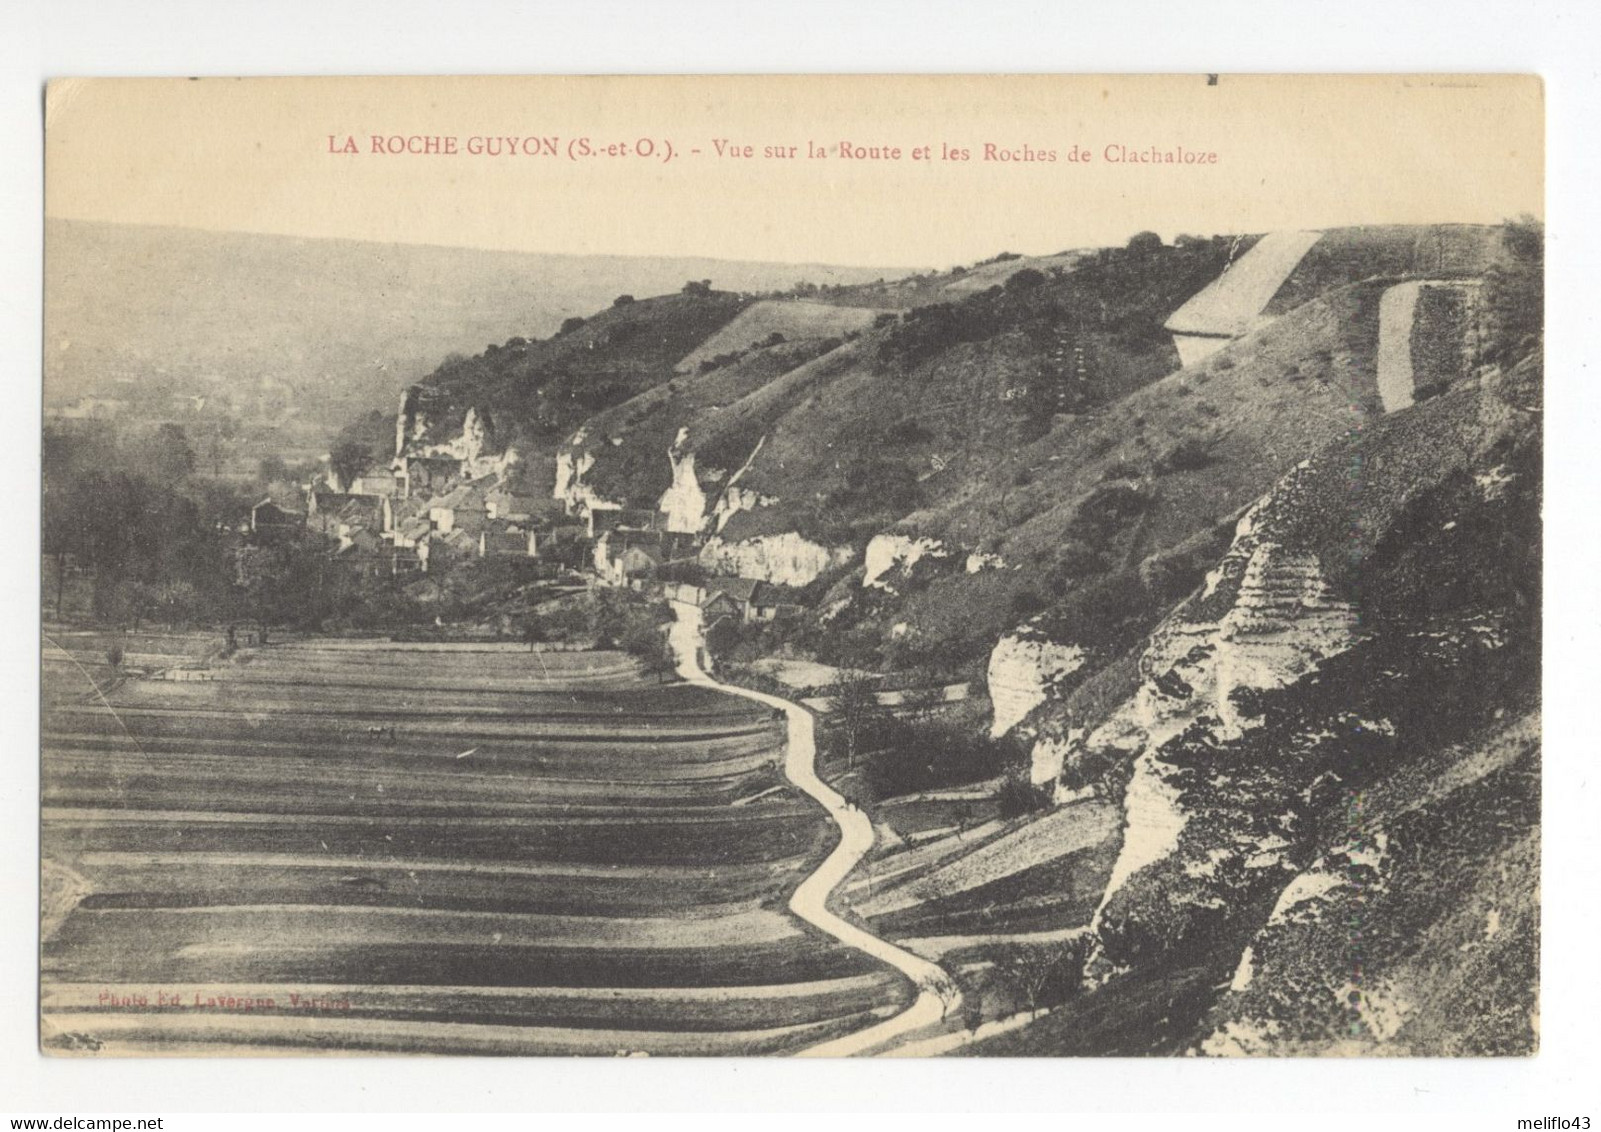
[3,0,1597,1119]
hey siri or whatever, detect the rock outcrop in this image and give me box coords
[658,429,710,533]
[554,439,623,516]
[698,531,854,587]
[863,534,950,591]
[1070,465,1363,977]
[987,629,1087,739]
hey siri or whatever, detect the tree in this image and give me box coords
[328,438,371,489]
[258,454,293,486]
[996,772,1053,818]
[148,423,196,482]
[993,941,1083,1017]
[824,672,881,770]
[619,622,675,681]
[1126,230,1164,255]
[1004,266,1047,292]
[612,294,635,307]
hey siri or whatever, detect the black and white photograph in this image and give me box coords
[33,72,1549,1063]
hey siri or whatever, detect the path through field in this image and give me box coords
[1164,230,1323,366]
[1376,281,1428,412]
[667,604,962,1056]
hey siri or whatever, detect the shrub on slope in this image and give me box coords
[406,288,750,452]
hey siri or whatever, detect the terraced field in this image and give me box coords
[41,638,910,1055]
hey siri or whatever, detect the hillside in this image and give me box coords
[675,300,886,373]
[304,218,1540,1056]
[971,343,1541,1056]
[43,219,899,444]
[396,287,754,459]
[556,234,1245,553]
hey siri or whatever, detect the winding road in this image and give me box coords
[667,604,962,1057]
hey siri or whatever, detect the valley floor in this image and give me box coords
[40,632,911,1056]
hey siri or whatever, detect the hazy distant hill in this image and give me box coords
[43,218,902,432]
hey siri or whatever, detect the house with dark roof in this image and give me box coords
[699,577,759,624]
[479,526,537,559]
[425,484,488,536]
[748,581,807,621]
[249,498,303,541]
[694,577,805,624]
[396,453,463,499]
[307,492,385,540]
[485,488,545,523]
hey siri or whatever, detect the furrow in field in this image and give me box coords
[41,633,897,1053]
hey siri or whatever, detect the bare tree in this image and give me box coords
[993,941,1082,1018]
[824,671,881,771]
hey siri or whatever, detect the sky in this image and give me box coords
[45,74,1544,269]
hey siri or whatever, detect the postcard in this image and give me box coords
[40,73,1543,1057]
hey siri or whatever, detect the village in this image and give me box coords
[241,401,808,635]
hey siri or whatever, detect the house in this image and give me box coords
[425,485,488,535]
[349,472,400,498]
[309,490,382,520]
[700,577,761,623]
[660,531,705,563]
[485,488,544,522]
[480,526,537,559]
[748,581,806,622]
[249,497,303,540]
[440,527,479,556]
[308,492,385,540]
[595,528,684,584]
[337,526,383,556]
[388,513,432,549]
[396,454,463,499]
[693,577,804,624]
[618,541,664,578]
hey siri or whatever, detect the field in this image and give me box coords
[675,300,885,372]
[41,637,910,1055]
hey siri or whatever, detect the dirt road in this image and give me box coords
[668,604,962,1056]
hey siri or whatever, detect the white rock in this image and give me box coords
[863,534,948,590]
[658,442,709,533]
[699,531,854,587]
[987,631,1085,738]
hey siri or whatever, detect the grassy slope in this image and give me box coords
[712,239,1241,543]
[823,280,1391,675]
[1262,224,1505,316]
[675,300,884,372]
[408,289,752,452]
[978,348,1541,1056]
[566,337,853,507]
